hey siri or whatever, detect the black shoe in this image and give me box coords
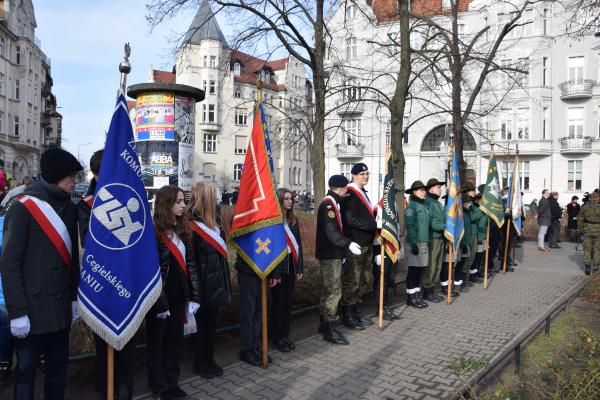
[469,274,483,283]
[168,386,188,399]
[505,266,515,272]
[282,337,296,351]
[341,306,365,330]
[272,339,291,353]
[323,323,349,345]
[423,288,442,303]
[239,350,262,367]
[193,363,216,379]
[440,286,459,297]
[585,265,591,275]
[406,293,425,309]
[382,306,400,320]
[457,284,469,293]
[351,305,374,326]
[415,291,429,308]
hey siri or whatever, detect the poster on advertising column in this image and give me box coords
[178,142,194,191]
[136,141,179,189]
[135,92,176,141]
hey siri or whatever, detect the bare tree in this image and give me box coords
[562,0,600,37]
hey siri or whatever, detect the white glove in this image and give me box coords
[349,242,362,255]
[71,301,80,324]
[156,311,170,319]
[187,301,200,315]
[374,254,382,266]
[376,218,383,230]
[11,315,30,339]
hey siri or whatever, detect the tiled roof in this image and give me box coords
[372,0,473,23]
[153,69,176,84]
[182,0,228,46]
[231,51,288,92]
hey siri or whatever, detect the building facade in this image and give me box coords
[0,0,61,182]
[324,0,600,205]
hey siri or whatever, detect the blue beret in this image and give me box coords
[328,174,348,188]
[351,163,368,175]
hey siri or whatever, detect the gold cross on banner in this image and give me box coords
[255,238,271,255]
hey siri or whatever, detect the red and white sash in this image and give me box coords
[18,195,72,268]
[283,222,299,263]
[163,233,187,274]
[190,221,228,259]
[322,195,343,232]
[347,183,375,218]
[82,195,94,208]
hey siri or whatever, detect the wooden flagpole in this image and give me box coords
[447,245,453,305]
[107,344,114,400]
[378,243,385,330]
[261,277,269,368]
[484,220,490,289]
[502,215,511,273]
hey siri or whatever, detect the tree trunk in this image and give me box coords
[450,3,466,182]
[310,0,326,204]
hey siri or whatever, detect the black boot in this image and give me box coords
[352,305,373,326]
[423,287,442,303]
[382,306,400,320]
[469,273,483,283]
[440,285,459,297]
[341,306,365,330]
[585,265,591,275]
[406,293,425,309]
[415,290,429,307]
[323,323,349,345]
[318,315,326,334]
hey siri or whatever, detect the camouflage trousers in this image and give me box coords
[583,230,600,266]
[342,245,373,306]
[319,259,343,323]
[423,238,444,289]
[462,236,478,274]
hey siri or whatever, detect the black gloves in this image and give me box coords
[477,239,483,245]
[411,243,419,255]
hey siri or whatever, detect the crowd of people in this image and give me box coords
[0,148,598,400]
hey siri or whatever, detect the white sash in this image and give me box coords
[190,221,228,258]
[283,222,299,263]
[347,183,374,217]
[323,195,343,231]
[164,232,187,274]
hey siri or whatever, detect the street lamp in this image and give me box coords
[77,142,91,161]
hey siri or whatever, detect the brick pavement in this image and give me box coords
[136,242,587,400]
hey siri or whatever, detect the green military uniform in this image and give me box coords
[423,178,446,294]
[466,203,484,276]
[578,195,600,274]
[455,194,471,289]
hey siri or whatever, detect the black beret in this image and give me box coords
[328,174,348,188]
[40,148,83,184]
[478,184,485,194]
[351,163,368,175]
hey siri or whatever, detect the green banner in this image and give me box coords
[480,152,505,228]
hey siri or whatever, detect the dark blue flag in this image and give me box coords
[78,91,160,351]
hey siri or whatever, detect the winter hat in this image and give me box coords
[328,174,349,188]
[350,163,368,175]
[40,148,83,184]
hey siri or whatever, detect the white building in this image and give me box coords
[0,0,61,182]
[142,0,312,194]
[324,0,600,205]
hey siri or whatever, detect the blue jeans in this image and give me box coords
[0,305,13,364]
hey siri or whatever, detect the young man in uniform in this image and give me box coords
[340,163,377,329]
[463,183,484,285]
[578,191,600,275]
[0,148,82,400]
[422,178,445,303]
[316,175,361,345]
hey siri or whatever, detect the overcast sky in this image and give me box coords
[33,1,197,167]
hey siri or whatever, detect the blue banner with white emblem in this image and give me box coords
[78,91,161,351]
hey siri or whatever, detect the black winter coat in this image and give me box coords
[272,220,304,279]
[315,191,351,260]
[341,185,377,246]
[152,232,200,314]
[0,180,79,334]
[189,217,231,308]
[549,197,562,222]
[77,178,97,248]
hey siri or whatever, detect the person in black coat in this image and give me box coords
[548,192,563,249]
[187,182,231,379]
[270,188,304,353]
[566,196,581,242]
[0,148,82,400]
[147,186,200,400]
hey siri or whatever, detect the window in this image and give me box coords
[26,119,31,141]
[13,116,19,136]
[235,108,247,126]
[15,79,19,99]
[542,57,549,86]
[233,163,243,181]
[458,24,466,41]
[410,31,421,49]
[234,85,241,98]
[278,95,284,107]
[233,62,241,76]
[15,46,20,64]
[0,111,3,132]
[203,133,217,153]
[567,107,584,138]
[345,4,357,19]
[345,36,357,61]
[442,0,451,8]
[0,37,4,57]
[342,118,361,145]
[568,160,582,190]
[340,163,353,180]
[28,82,32,104]
[543,9,550,35]
[343,78,361,101]
[0,73,4,96]
[235,135,247,154]
[543,106,550,139]
[521,161,530,190]
[517,58,529,87]
[568,56,584,81]
[516,108,529,139]
[421,125,476,152]
[500,59,511,89]
[209,56,217,68]
[260,69,270,83]
[203,80,216,95]
[524,9,534,36]
[484,17,489,42]
[202,104,216,123]
[500,110,513,139]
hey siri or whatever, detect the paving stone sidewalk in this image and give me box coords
[138,242,587,400]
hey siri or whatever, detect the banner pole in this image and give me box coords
[261,277,269,368]
[107,344,114,400]
[378,243,385,330]
[447,245,453,305]
[502,218,511,273]
[484,220,490,289]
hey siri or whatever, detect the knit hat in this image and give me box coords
[350,163,368,175]
[328,174,349,188]
[40,148,83,184]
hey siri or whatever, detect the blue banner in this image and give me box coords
[78,91,161,351]
[444,144,464,253]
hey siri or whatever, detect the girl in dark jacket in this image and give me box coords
[188,182,232,378]
[270,188,304,352]
[147,185,200,400]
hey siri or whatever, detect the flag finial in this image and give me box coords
[119,43,132,92]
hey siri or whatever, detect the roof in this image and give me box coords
[153,69,176,84]
[231,51,288,91]
[182,0,228,46]
[371,0,473,23]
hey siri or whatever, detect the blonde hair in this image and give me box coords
[189,182,217,229]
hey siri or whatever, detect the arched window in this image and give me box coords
[233,62,241,76]
[421,124,477,152]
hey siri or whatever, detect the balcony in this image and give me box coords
[335,143,364,159]
[480,139,552,156]
[335,99,364,115]
[40,113,51,127]
[198,121,221,131]
[559,136,593,154]
[559,79,595,100]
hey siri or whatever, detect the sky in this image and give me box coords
[33,1,197,167]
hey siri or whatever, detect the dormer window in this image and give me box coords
[260,69,270,83]
[233,62,241,76]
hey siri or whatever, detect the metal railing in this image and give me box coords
[559,136,593,152]
[559,79,595,99]
[335,143,364,157]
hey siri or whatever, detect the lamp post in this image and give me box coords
[77,142,91,162]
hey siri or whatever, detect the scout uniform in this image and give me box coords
[578,192,600,275]
[422,178,446,303]
[455,193,472,292]
[473,193,490,278]
[466,193,484,283]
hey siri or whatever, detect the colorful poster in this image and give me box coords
[175,95,195,145]
[178,142,195,191]
[137,141,179,189]
[135,92,175,141]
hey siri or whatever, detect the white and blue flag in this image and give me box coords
[78,91,160,350]
[508,159,523,235]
